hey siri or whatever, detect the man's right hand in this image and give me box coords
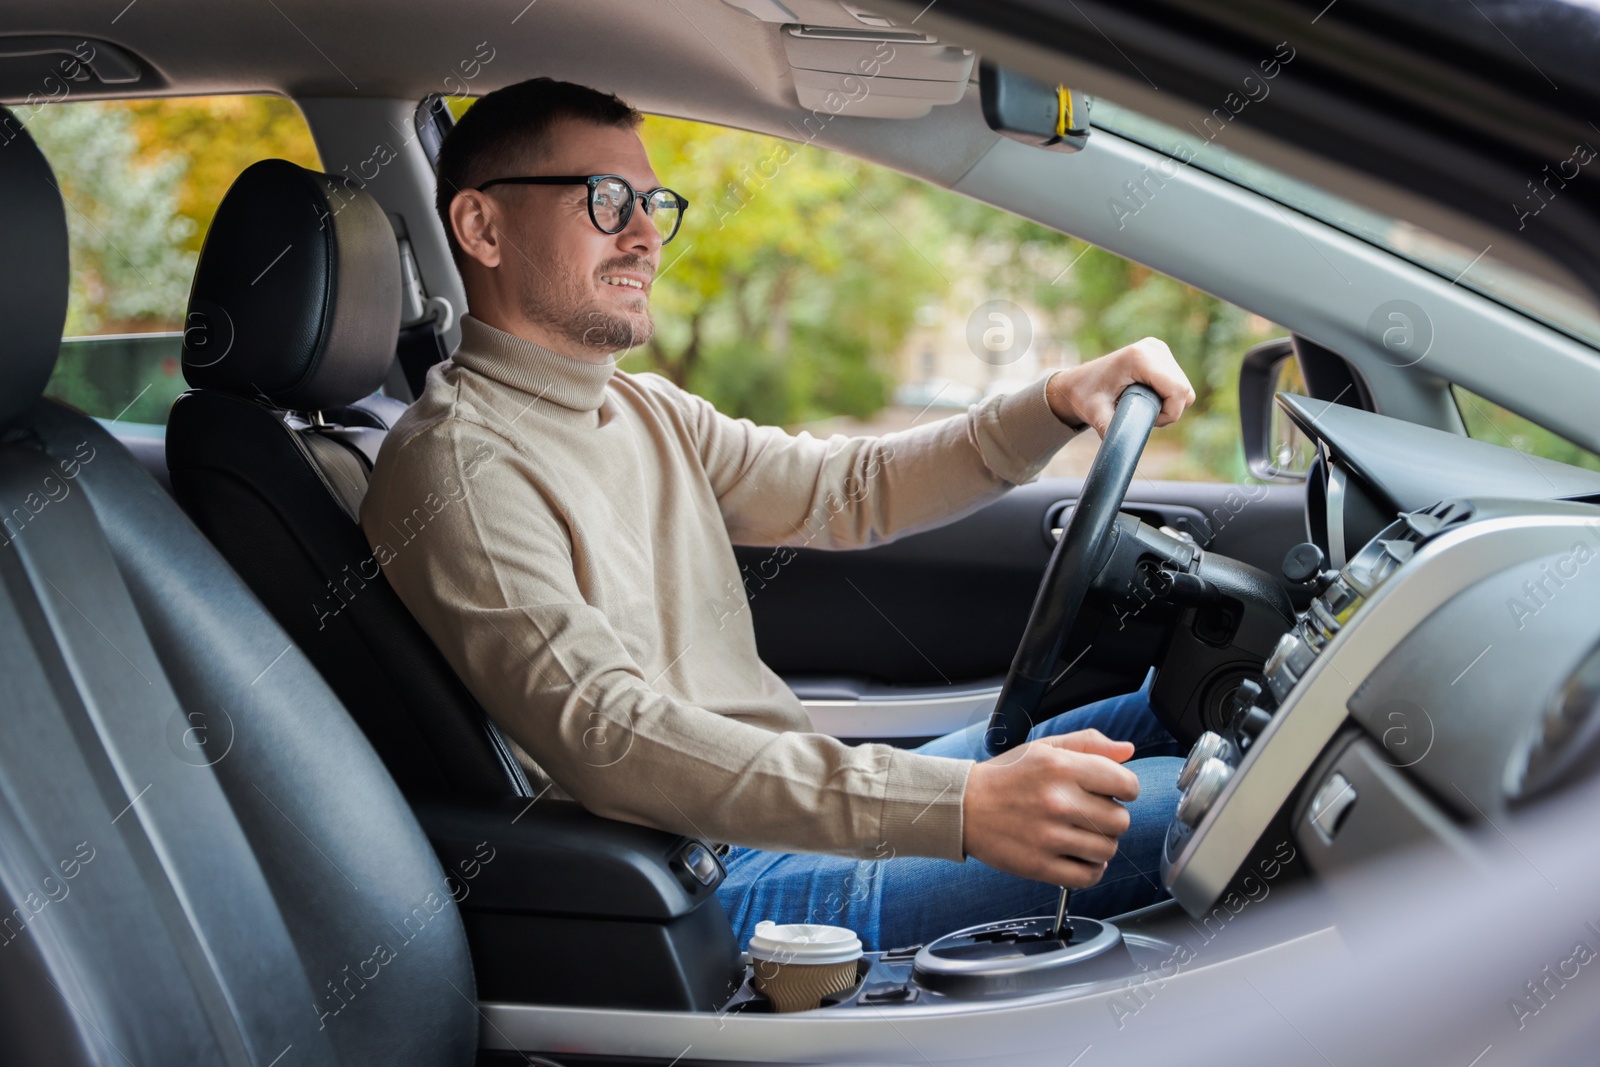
[961,729,1141,887]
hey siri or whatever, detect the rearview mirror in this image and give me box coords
[978,60,1091,153]
[1239,338,1312,482]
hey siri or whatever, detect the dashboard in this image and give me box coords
[1162,395,1600,916]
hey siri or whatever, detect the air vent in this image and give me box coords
[1343,501,1473,594]
[1401,500,1475,540]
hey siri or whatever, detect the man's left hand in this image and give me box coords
[1046,337,1196,436]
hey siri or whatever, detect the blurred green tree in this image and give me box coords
[635,115,1285,479]
[26,95,320,337]
[124,95,321,256]
[917,195,1282,481]
[26,102,197,336]
[29,95,320,423]
[1454,386,1600,472]
[630,116,946,426]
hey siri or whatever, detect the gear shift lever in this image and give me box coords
[1052,887,1070,939]
[912,884,1126,998]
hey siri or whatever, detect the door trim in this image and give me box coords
[791,677,1002,739]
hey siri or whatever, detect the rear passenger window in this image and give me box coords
[27,95,320,425]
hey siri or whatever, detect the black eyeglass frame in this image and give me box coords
[474,174,688,243]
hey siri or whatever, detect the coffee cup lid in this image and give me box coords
[748,921,863,966]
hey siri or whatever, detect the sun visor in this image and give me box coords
[723,0,974,119]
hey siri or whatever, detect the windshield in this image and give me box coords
[1089,97,1600,350]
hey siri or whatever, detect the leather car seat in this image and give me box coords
[165,159,531,802]
[0,110,476,1067]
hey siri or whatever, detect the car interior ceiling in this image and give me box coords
[6,2,1598,446]
[7,4,1600,1064]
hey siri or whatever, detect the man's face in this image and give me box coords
[486,119,663,359]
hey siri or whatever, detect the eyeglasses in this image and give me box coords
[475,174,688,243]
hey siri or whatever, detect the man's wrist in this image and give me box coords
[1044,368,1087,430]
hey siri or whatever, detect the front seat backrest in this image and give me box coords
[0,109,475,1067]
[166,159,530,801]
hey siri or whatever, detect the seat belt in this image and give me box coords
[390,222,454,400]
[396,309,450,398]
[386,97,459,401]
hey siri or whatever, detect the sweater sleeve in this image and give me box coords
[663,373,1080,549]
[362,414,974,861]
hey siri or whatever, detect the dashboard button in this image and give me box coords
[1320,576,1360,617]
[1308,599,1342,638]
[678,843,722,886]
[1235,706,1273,750]
[1266,666,1295,704]
[1264,632,1313,702]
[1307,772,1357,842]
[1175,757,1233,828]
[1227,678,1266,718]
[1178,731,1235,791]
[1265,632,1313,678]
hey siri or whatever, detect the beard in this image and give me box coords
[517,252,655,361]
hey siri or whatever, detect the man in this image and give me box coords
[363,77,1197,951]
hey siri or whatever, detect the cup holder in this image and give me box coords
[911,915,1129,998]
[725,957,872,1013]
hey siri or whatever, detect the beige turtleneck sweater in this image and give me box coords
[361,316,1079,861]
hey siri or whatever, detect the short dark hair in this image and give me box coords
[434,77,642,268]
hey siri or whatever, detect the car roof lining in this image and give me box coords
[0,0,1587,283]
[7,0,1600,453]
[0,1,1585,280]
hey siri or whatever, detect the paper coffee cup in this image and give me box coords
[748,920,864,1013]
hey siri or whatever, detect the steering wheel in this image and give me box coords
[985,384,1163,757]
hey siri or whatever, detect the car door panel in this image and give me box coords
[740,477,1305,740]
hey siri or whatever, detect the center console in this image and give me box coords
[1163,496,1600,915]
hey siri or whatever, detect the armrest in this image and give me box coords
[415,798,742,1011]
[415,797,724,920]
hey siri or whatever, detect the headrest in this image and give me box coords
[0,108,70,433]
[183,159,401,411]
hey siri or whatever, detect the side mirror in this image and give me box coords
[1239,338,1313,483]
[978,60,1091,153]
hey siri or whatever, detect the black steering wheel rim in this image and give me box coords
[984,384,1164,757]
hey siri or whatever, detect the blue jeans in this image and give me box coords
[716,678,1183,952]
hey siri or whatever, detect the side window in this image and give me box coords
[629,115,1285,483]
[26,96,320,425]
[1453,386,1600,472]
